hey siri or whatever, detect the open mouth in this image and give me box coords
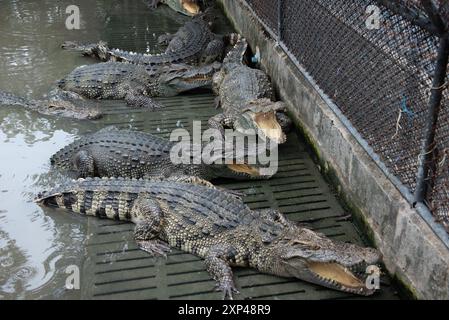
[307,261,373,295]
[227,164,261,176]
[181,0,200,15]
[253,111,286,144]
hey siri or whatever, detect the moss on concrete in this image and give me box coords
[289,111,416,299]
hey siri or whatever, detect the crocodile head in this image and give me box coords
[155,62,222,96]
[235,99,289,145]
[44,88,103,120]
[267,227,382,295]
[165,0,200,16]
[40,100,103,120]
[0,89,103,120]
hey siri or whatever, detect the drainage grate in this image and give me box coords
[79,95,398,300]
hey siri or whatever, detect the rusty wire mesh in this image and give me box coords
[245,0,279,35]
[243,0,449,229]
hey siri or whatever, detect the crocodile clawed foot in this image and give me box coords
[145,0,160,9]
[136,239,171,258]
[215,282,239,300]
[61,41,76,49]
[151,101,164,110]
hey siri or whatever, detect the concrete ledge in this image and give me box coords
[219,0,449,299]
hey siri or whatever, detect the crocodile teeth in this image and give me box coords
[308,262,365,289]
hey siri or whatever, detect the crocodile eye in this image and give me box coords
[292,239,320,250]
[48,104,66,110]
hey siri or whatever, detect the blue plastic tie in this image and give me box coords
[401,94,415,122]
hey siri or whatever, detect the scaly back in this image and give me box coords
[222,37,248,72]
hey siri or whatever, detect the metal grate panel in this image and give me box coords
[79,95,398,300]
[245,0,279,36]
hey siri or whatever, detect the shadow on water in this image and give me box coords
[0,0,196,299]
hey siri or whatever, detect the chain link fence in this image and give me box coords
[243,0,449,231]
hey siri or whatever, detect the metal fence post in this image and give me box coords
[414,36,449,204]
[277,0,283,42]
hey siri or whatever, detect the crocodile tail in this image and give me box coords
[35,177,138,222]
[223,36,247,70]
[0,90,30,107]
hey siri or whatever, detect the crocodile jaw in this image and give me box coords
[272,228,381,296]
[253,111,286,144]
[306,262,373,295]
[164,63,221,93]
[227,164,261,177]
[181,0,200,15]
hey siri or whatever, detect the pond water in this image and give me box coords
[0,0,231,299]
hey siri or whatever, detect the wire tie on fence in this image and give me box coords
[401,94,415,121]
[438,148,448,168]
[418,144,438,161]
[391,108,403,140]
[431,81,448,91]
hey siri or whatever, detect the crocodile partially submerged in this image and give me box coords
[210,38,292,145]
[36,176,381,299]
[50,127,272,180]
[0,89,102,120]
[57,61,221,108]
[146,0,201,16]
[62,11,225,67]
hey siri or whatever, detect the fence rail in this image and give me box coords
[244,0,449,232]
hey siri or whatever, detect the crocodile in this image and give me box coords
[50,127,273,180]
[61,11,226,67]
[0,88,102,120]
[35,176,381,299]
[145,0,201,16]
[57,61,221,108]
[209,38,292,145]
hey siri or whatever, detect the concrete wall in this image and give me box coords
[219,0,449,299]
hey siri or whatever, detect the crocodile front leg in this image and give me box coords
[73,150,95,178]
[200,39,225,65]
[205,244,240,300]
[132,195,171,257]
[276,112,293,134]
[124,90,163,110]
[208,113,236,137]
[157,33,175,48]
[209,113,257,163]
[145,0,162,9]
